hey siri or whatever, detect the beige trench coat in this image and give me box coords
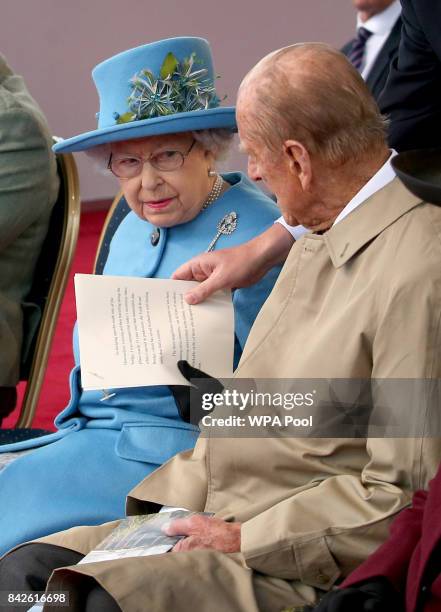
[34,178,441,611]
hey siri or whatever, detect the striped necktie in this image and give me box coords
[348,27,372,71]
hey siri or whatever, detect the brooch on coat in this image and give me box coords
[206,212,238,252]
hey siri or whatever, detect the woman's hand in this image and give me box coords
[169,361,223,424]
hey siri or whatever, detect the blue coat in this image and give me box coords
[0,172,280,555]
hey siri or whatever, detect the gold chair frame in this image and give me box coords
[93,190,123,273]
[15,140,81,427]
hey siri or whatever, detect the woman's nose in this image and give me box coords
[140,162,162,189]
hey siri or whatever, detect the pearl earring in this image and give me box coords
[208,169,216,177]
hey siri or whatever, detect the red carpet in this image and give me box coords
[4,209,108,431]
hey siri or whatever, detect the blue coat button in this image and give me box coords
[150,228,160,246]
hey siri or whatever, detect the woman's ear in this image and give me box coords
[283,140,312,191]
[204,148,216,174]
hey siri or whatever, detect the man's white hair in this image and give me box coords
[238,42,388,166]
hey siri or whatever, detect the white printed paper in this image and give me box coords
[74,274,234,389]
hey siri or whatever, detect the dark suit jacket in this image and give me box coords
[342,463,441,612]
[342,16,401,101]
[379,0,441,151]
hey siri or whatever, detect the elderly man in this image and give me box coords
[1,43,441,612]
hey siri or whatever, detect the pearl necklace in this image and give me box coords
[202,174,224,210]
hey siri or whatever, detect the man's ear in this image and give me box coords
[283,140,312,190]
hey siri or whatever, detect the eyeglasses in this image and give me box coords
[108,139,196,179]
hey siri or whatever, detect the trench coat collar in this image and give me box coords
[324,177,423,268]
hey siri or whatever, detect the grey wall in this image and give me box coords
[2,0,355,200]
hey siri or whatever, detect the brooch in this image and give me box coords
[206,212,238,252]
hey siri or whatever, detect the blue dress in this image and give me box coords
[0,173,280,555]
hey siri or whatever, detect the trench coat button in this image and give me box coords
[316,572,330,585]
[150,228,160,246]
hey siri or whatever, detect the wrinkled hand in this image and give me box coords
[162,514,241,553]
[172,243,264,304]
[306,579,403,612]
[172,223,294,304]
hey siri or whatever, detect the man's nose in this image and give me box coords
[247,158,262,182]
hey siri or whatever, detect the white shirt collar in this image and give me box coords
[356,0,401,35]
[333,150,397,226]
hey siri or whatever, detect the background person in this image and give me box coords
[379,0,441,151]
[341,0,401,100]
[0,53,59,424]
[3,42,441,612]
[0,37,280,557]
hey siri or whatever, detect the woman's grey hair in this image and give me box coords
[86,143,112,171]
[86,128,234,170]
[191,129,234,161]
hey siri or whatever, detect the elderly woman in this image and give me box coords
[0,37,280,555]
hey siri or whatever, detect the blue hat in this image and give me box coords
[53,37,236,153]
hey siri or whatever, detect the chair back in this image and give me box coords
[15,140,80,427]
[94,191,131,274]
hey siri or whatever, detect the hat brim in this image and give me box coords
[53,106,237,153]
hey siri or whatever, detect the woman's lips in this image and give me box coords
[143,197,174,210]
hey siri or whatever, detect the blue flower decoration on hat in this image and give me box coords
[52,37,236,154]
[115,52,223,125]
